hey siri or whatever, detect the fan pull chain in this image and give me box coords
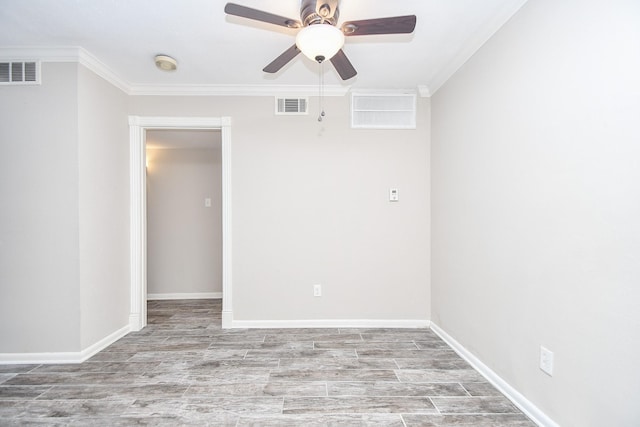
[318,61,325,122]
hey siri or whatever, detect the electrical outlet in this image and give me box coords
[313,284,322,297]
[540,346,554,376]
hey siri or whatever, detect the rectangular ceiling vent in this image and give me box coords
[0,61,40,85]
[351,93,416,129]
[275,97,308,115]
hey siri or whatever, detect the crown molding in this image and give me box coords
[349,87,419,95]
[427,0,529,95]
[0,46,130,93]
[77,48,130,93]
[128,83,350,97]
[1,46,421,97]
[0,46,82,62]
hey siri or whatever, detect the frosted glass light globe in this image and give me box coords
[296,24,345,63]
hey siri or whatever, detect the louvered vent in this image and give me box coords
[0,61,40,85]
[351,93,416,129]
[275,97,308,115]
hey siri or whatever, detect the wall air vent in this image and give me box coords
[0,61,40,85]
[275,97,308,115]
[351,93,416,129]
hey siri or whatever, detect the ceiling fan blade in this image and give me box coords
[341,15,417,36]
[263,44,301,73]
[330,49,357,80]
[224,3,301,28]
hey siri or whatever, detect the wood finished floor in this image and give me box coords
[0,299,536,426]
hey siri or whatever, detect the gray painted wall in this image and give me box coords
[0,62,130,354]
[77,65,130,349]
[1,65,430,355]
[146,145,222,296]
[0,62,81,352]
[431,0,640,425]
[129,95,432,322]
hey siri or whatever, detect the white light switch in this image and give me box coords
[204,198,212,208]
[389,188,399,202]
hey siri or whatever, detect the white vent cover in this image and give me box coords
[275,97,308,115]
[0,61,40,85]
[351,93,416,129]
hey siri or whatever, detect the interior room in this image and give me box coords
[0,1,638,426]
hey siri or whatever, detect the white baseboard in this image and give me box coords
[231,319,430,329]
[221,310,233,329]
[0,324,130,365]
[129,313,144,332]
[0,351,84,364]
[147,292,222,300]
[79,324,130,361]
[430,323,559,427]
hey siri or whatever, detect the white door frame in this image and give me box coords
[128,116,233,330]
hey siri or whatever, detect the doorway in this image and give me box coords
[128,116,233,330]
[146,129,222,300]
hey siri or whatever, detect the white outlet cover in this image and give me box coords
[540,346,554,376]
[313,284,322,297]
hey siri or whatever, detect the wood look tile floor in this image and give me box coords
[0,299,536,426]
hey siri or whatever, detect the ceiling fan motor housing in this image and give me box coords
[301,0,339,26]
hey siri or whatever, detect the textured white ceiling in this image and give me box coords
[0,0,528,94]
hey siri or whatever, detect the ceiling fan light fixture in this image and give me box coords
[296,24,344,63]
[154,55,178,71]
